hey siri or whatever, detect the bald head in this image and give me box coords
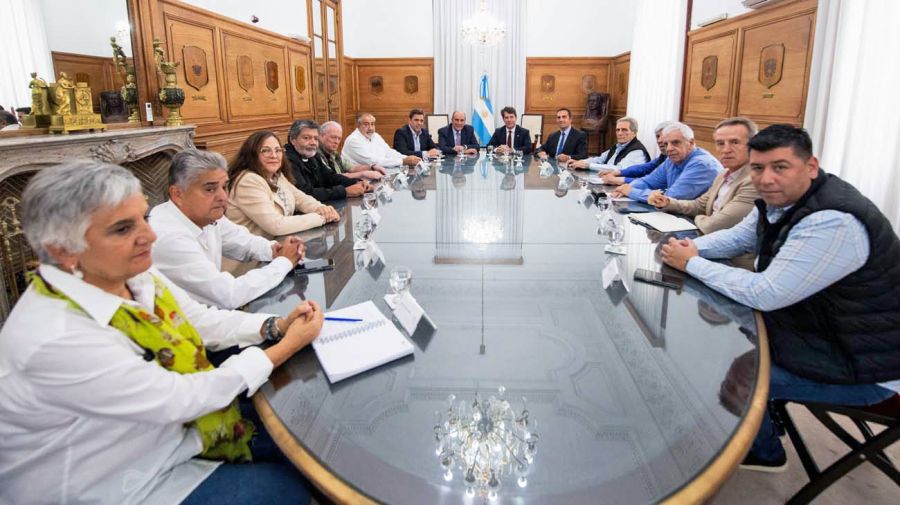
[451,111,466,130]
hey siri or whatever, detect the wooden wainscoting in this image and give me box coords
[525,55,629,155]
[682,0,817,150]
[341,56,358,135]
[353,58,434,146]
[610,52,631,143]
[50,52,127,113]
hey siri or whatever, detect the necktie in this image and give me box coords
[506,130,512,148]
[454,130,461,146]
[556,131,567,156]
[413,131,420,151]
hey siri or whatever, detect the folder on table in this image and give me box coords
[312,301,414,383]
[628,212,698,232]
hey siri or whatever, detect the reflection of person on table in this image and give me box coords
[0,161,322,504]
[437,111,480,156]
[488,106,532,155]
[535,108,588,163]
[150,149,306,310]
[611,122,720,203]
[568,117,649,171]
[661,125,900,472]
[342,113,420,167]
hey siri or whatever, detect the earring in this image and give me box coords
[69,263,84,280]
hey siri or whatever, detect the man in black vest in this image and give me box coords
[286,119,370,202]
[569,116,649,171]
[660,124,900,472]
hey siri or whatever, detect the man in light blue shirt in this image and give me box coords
[611,122,721,203]
[661,125,900,473]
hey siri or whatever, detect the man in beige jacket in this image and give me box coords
[649,117,759,235]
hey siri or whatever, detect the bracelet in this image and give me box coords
[264,316,284,343]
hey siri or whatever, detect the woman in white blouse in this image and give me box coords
[0,161,320,505]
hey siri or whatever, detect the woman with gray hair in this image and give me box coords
[0,161,320,504]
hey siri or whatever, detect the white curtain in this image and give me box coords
[0,0,54,111]
[433,0,526,129]
[804,0,900,231]
[625,0,689,157]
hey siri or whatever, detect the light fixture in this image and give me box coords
[434,387,538,500]
[460,0,506,47]
[462,215,503,248]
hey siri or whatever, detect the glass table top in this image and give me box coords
[249,156,762,504]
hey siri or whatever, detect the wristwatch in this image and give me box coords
[264,316,284,343]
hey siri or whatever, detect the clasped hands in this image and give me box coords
[314,205,340,222]
[271,236,306,266]
[660,237,699,272]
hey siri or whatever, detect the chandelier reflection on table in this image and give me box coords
[434,387,539,500]
[462,215,504,249]
[460,0,506,46]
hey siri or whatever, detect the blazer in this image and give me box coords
[487,125,532,154]
[536,128,588,160]
[393,125,437,156]
[437,124,479,155]
[285,143,355,202]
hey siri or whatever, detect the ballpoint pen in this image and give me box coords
[325,317,364,322]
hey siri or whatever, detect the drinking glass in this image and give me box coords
[389,266,413,297]
[486,145,495,158]
[513,150,524,165]
[597,194,610,213]
[605,219,626,254]
[354,214,373,243]
[363,192,377,211]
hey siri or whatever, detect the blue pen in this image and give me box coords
[325,317,364,322]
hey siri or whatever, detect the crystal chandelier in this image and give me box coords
[434,387,539,500]
[460,0,506,46]
[462,215,504,248]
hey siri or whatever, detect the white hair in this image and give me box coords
[169,149,228,190]
[661,121,695,141]
[319,121,342,135]
[22,161,143,263]
[654,121,677,136]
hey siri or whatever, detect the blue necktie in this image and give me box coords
[556,131,567,157]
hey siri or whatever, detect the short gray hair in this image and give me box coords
[654,121,677,136]
[289,119,319,141]
[661,121,695,141]
[22,161,143,263]
[715,116,759,138]
[616,116,639,133]
[356,113,375,125]
[320,121,342,135]
[169,149,228,190]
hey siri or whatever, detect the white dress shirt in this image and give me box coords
[150,201,292,309]
[341,128,405,167]
[0,265,274,505]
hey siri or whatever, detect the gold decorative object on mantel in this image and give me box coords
[111,37,140,124]
[47,73,105,134]
[21,72,51,128]
[153,38,185,127]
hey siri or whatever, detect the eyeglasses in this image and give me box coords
[260,147,284,156]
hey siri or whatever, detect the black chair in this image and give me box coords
[771,397,900,504]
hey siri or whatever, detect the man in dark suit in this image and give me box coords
[536,108,588,162]
[393,108,440,158]
[437,111,479,156]
[488,106,532,155]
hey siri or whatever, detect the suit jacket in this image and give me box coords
[285,143,355,202]
[437,124,479,155]
[536,128,588,160]
[393,125,437,156]
[487,125,532,154]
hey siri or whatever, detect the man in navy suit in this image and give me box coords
[393,108,440,159]
[536,108,588,162]
[437,111,479,156]
[488,106,532,155]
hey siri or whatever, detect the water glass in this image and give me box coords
[513,150,524,165]
[486,145,495,158]
[389,266,412,296]
[597,194,610,213]
[363,192,377,210]
[354,214,373,243]
[605,219,626,254]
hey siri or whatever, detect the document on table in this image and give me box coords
[312,301,414,383]
[628,212,698,232]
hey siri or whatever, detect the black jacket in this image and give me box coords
[756,169,900,384]
[596,137,651,165]
[536,128,588,160]
[437,124,479,155]
[285,143,355,202]
[487,125,532,154]
[393,125,437,156]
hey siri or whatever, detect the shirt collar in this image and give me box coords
[408,125,421,136]
[162,200,204,239]
[560,127,571,135]
[38,264,156,326]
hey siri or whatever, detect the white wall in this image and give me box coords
[525,0,636,57]
[690,0,751,29]
[342,0,433,58]
[180,0,308,39]
[342,0,636,58]
[40,0,132,56]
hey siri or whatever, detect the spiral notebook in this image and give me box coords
[312,301,414,383]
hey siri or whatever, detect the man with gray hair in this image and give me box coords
[599,120,675,185]
[286,119,369,202]
[612,121,722,203]
[342,113,421,167]
[569,116,649,171]
[150,149,305,309]
[317,121,386,180]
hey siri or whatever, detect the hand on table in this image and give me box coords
[660,237,699,272]
[557,153,571,163]
[648,191,670,208]
[403,155,422,166]
[568,159,589,170]
[272,236,306,266]
[315,205,340,222]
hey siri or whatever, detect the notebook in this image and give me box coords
[312,301,414,383]
[628,212,698,232]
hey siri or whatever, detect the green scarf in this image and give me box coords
[31,272,254,462]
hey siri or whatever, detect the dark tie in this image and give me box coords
[454,130,461,146]
[556,131,567,156]
[506,130,512,148]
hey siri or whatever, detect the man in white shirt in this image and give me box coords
[150,149,305,309]
[341,112,421,168]
[569,116,650,171]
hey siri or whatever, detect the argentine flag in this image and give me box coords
[472,74,494,146]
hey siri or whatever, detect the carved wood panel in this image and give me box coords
[222,32,290,118]
[165,17,222,124]
[289,49,313,116]
[684,32,737,119]
[355,58,433,138]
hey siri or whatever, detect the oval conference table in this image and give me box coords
[248,155,769,505]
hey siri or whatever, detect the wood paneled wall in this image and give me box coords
[136,0,315,159]
[681,0,817,151]
[525,55,630,154]
[50,52,127,113]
